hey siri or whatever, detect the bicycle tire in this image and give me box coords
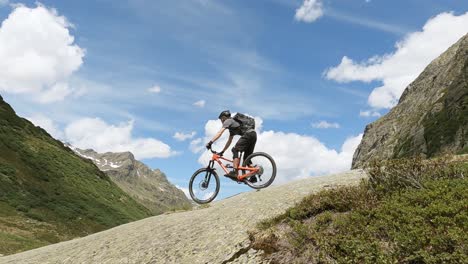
[242,152,276,189]
[189,168,220,204]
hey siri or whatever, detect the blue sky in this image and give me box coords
[0,0,467,200]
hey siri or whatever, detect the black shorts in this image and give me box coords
[232,131,257,160]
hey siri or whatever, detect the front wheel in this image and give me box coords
[242,152,276,189]
[189,168,220,204]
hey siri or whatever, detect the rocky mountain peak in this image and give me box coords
[65,144,135,171]
[68,145,192,214]
[352,33,468,168]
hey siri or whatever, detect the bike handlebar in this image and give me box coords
[208,147,221,155]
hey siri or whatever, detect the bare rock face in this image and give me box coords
[352,34,468,168]
[67,146,192,214]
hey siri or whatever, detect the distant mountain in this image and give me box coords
[353,33,468,168]
[0,95,152,255]
[68,146,192,214]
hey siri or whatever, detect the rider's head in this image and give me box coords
[218,110,231,122]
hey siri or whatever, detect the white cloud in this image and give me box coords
[359,110,381,117]
[189,138,204,153]
[325,12,468,109]
[326,10,408,35]
[36,82,73,103]
[0,4,85,103]
[23,114,177,159]
[176,185,190,199]
[26,114,64,139]
[192,117,362,184]
[295,0,324,23]
[148,85,161,93]
[193,100,206,108]
[312,121,340,129]
[173,131,196,141]
[64,117,177,159]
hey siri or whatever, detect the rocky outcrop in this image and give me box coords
[68,146,192,214]
[0,170,366,264]
[352,33,468,168]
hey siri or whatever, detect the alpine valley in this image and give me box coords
[0,95,189,255]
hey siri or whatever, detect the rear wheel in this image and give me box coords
[189,168,220,204]
[242,152,276,189]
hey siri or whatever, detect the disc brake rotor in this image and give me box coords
[200,180,208,190]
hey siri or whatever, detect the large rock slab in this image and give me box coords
[0,170,366,264]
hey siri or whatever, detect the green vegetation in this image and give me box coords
[393,134,415,158]
[0,95,152,255]
[459,146,468,155]
[422,73,468,157]
[250,156,468,263]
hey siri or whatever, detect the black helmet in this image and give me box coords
[218,110,231,119]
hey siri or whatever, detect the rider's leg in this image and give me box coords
[232,133,249,168]
[224,147,241,179]
[233,157,240,170]
[230,132,256,168]
[244,132,258,183]
[244,131,257,166]
[231,146,241,170]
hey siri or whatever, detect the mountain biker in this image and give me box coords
[205,110,257,182]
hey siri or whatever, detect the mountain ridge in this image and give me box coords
[0,95,152,255]
[67,146,192,214]
[352,33,468,168]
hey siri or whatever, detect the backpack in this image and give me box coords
[233,113,255,134]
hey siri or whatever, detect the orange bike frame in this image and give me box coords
[210,153,259,181]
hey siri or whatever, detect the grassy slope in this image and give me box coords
[0,96,152,255]
[250,157,468,263]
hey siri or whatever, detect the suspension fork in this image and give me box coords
[204,160,215,183]
[206,160,215,170]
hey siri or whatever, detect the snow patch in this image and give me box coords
[66,144,102,163]
[109,162,121,168]
[77,153,100,163]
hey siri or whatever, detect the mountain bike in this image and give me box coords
[189,148,277,204]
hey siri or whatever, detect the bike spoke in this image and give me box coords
[243,154,275,187]
[189,170,219,203]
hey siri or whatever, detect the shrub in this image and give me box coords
[251,156,468,263]
[365,156,466,195]
[0,163,16,177]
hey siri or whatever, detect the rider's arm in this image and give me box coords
[210,128,226,143]
[221,135,234,153]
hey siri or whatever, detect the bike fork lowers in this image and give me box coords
[205,160,215,182]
